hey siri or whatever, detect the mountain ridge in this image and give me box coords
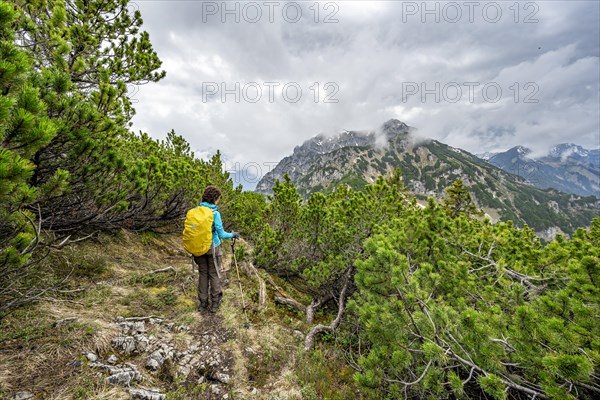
[256,119,599,240]
[486,143,599,197]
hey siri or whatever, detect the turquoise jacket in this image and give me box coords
[199,202,234,248]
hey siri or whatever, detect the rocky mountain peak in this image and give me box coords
[487,146,530,167]
[292,130,375,157]
[381,119,410,136]
[477,151,498,161]
[515,145,532,157]
[486,143,599,197]
[256,120,599,236]
[548,143,590,159]
[291,119,412,158]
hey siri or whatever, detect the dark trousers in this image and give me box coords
[194,251,222,304]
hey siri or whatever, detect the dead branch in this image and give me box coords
[264,269,307,313]
[306,293,333,324]
[460,246,545,293]
[463,367,475,385]
[181,275,192,296]
[385,359,433,386]
[440,336,550,399]
[241,262,267,311]
[150,266,176,274]
[19,206,42,255]
[275,296,305,312]
[49,231,98,250]
[304,268,352,351]
[574,382,600,394]
[263,271,290,298]
[1,268,73,317]
[56,288,86,293]
[118,315,163,322]
[490,336,516,352]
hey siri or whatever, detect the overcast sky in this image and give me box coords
[130,0,600,189]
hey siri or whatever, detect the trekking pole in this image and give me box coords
[211,243,221,280]
[231,238,249,322]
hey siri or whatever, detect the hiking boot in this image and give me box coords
[209,300,220,314]
[198,300,209,312]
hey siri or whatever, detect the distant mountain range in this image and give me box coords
[256,119,599,240]
[477,144,599,197]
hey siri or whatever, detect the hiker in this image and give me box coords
[195,186,240,313]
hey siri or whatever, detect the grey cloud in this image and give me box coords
[131,1,600,189]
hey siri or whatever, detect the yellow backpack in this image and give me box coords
[182,206,214,256]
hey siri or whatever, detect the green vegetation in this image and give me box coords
[2,1,598,399]
[0,0,260,318]
[349,209,599,399]
[287,136,597,235]
[254,176,599,399]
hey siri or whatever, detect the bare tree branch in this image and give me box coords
[117,315,163,322]
[440,336,550,399]
[306,293,333,324]
[150,266,176,274]
[385,359,433,386]
[19,205,42,255]
[274,296,305,312]
[241,262,267,311]
[304,267,352,350]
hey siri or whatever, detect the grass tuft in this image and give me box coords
[1,232,363,399]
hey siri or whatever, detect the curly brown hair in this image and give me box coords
[202,185,221,204]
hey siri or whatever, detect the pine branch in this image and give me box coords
[440,336,550,399]
[385,359,433,386]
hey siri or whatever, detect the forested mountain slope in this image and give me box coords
[257,119,599,238]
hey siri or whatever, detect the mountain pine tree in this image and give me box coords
[13,0,165,123]
[7,0,172,233]
[1,0,240,317]
[349,197,599,399]
[0,1,60,316]
[443,178,482,218]
[255,171,598,398]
